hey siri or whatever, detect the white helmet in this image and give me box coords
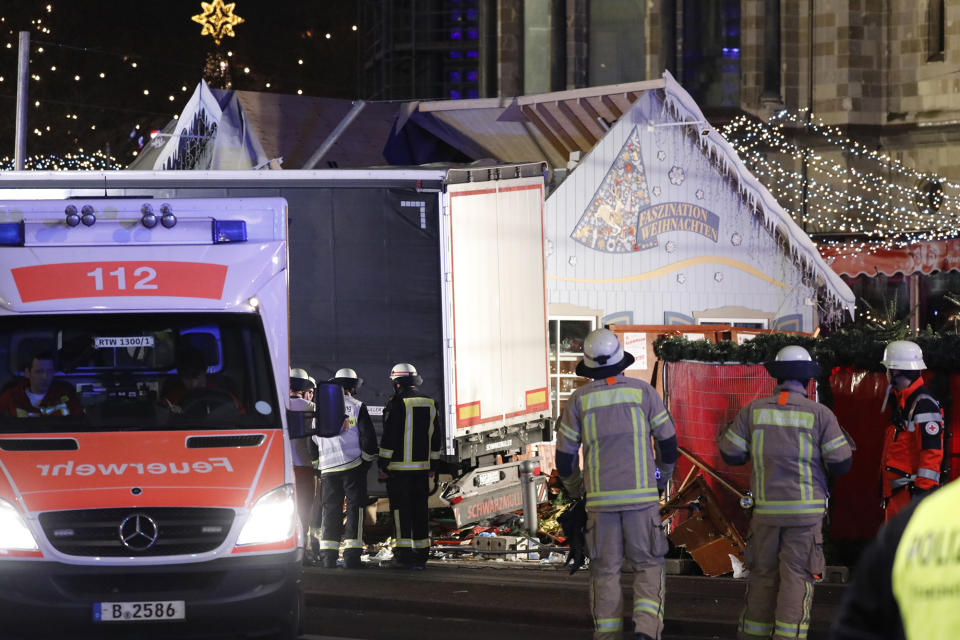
[774,345,813,362]
[764,345,821,380]
[331,367,363,392]
[881,340,926,371]
[390,362,422,386]
[575,328,635,378]
[290,367,315,392]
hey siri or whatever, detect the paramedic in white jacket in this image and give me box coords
[312,368,378,568]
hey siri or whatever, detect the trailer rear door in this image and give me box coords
[442,176,549,449]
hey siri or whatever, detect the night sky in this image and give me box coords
[0,1,359,167]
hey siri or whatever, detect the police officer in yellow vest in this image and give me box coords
[555,328,678,640]
[719,346,853,640]
[313,368,378,569]
[378,363,441,570]
[831,476,959,639]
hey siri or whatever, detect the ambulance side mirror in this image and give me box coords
[286,382,346,439]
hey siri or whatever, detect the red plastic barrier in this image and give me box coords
[827,367,887,540]
[665,361,782,535]
[948,374,960,483]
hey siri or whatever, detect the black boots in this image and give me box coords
[318,551,338,569]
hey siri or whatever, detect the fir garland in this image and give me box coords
[652,326,956,374]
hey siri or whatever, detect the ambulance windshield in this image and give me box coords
[0,313,280,431]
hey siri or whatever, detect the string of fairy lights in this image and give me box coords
[0,1,358,166]
[0,151,119,170]
[721,109,960,259]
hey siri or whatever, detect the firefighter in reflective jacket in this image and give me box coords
[879,340,944,523]
[719,346,852,640]
[831,472,960,639]
[378,363,441,569]
[313,368,378,569]
[555,328,678,640]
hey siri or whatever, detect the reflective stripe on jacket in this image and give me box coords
[718,382,852,525]
[556,375,675,512]
[379,388,440,472]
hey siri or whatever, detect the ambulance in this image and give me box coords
[0,197,308,638]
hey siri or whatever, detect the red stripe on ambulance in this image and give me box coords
[12,261,227,302]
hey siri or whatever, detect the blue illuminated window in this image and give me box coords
[466,70,478,81]
[449,51,463,59]
[466,50,478,58]
[467,89,478,99]
[450,89,462,99]
[450,30,462,40]
[450,71,462,82]
[467,29,478,39]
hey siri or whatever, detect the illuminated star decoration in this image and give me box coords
[191,0,245,46]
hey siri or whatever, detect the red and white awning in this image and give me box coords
[821,239,960,277]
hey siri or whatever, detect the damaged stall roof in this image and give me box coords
[128,80,404,170]
[400,72,855,326]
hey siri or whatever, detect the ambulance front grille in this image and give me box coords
[38,507,235,557]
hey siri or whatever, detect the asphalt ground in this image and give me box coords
[300,556,847,639]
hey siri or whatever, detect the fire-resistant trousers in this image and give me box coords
[737,519,824,639]
[386,472,430,566]
[586,506,668,640]
[317,465,368,567]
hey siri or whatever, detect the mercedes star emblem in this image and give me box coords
[118,513,159,551]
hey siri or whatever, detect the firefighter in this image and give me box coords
[555,328,678,640]
[0,349,82,417]
[314,368,378,569]
[879,340,944,523]
[831,472,960,639]
[719,345,853,640]
[288,367,318,561]
[378,363,441,570]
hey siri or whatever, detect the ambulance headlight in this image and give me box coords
[236,485,296,546]
[0,498,39,551]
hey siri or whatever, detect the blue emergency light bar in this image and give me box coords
[0,222,25,246]
[213,220,247,243]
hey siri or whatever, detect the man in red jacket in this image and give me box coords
[879,340,944,523]
[0,350,81,417]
